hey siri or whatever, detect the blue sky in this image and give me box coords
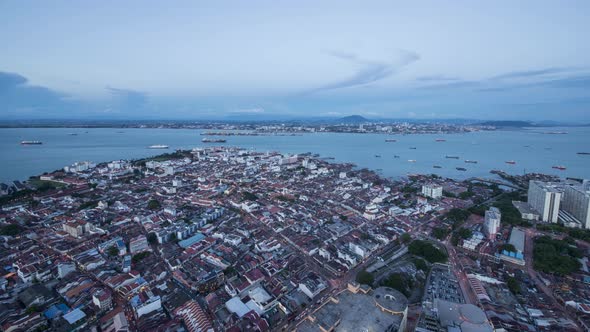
[1,1,590,121]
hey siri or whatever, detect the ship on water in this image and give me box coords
[435,138,446,142]
[148,145,169,149]
[433,165,442,169]
[456,167,467,171]
[552,165,566,170]
[465,160,478,164]
[408,159,416,162]
[202,138,227,143]
[374,155,381,158]
[577,152,590,155]
[385,139,397,142]
[445,155,459,159]
[20,140,42,145]
[409,147,417,150]
[505,160,516,165]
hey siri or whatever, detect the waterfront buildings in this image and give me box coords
[483,207,501,240]
[422,184,443,199]
[562,182,590,229]
[527,180,562,223]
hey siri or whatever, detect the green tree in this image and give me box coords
[0,224,22,236]
[356,270,374,285]
[400,233,412,244]
[408,240,447,263]
[147,199,161,210]
[107,246,119,257]
[147,232,157,245]
[507,276,521,294]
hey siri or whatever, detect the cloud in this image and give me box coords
[0,71,70,115]
[106,86,148,111]
[490,67,573,80]
[416,75,461,82]
[306,49,420,94]
[230,107,265,114]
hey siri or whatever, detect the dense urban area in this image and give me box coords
[1,146,590,332]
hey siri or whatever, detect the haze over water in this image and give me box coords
[1,127,588,183]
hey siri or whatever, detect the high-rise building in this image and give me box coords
[422,184,443,199]
[562,183,590,229]
[484,207,501,240]
[527,181,562,223]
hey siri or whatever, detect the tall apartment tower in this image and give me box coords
[527,180,562,223]
[484,207,501,240]
[562,184,590,229]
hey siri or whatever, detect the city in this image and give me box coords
[0,146,589,331]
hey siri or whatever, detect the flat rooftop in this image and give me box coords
[297,287,407,332]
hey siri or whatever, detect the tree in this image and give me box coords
[432,227,449,240]
[500,244,517,253]
[507,276,521,294]
[381,273,412,296]
[107,246,119,257]
[356,270,374,285]
[147,199,161,210]
[0,224,22,236]
[147,232,158,245]
[400,233,411,244]
[533,236,582,275]
[408,240,447,263]
[132,252,151,263]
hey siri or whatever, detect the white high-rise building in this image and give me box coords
[527,181,562,223]
[562,183,590,229]
[484,207,501,240]
[421,184,443,199]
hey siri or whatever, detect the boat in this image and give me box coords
[505,160,516,165]
[393,155,400,158]
[552,165,566,170]
[465,160,478,164]
[148,144,169,149]
[433,165,442,169]
[20,140,42,145]
[408,159,417,163]
[68,133,78,136]
[445,155,459,159]
[409,147,417,150]
[577,152,590,155]
[456,167,467,171]
[202,138,227,143]
[375,155,382,158]
[385,139,397,142]
[435,138,446,142]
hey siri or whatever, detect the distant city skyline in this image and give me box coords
[1,0,590,121]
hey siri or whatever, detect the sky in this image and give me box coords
[1,1,590,122]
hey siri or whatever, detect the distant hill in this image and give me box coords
[478,120,533,127]
[337,115,371,123]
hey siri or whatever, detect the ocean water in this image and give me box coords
[0,127,588,183]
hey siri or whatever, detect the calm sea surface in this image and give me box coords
[1,127,589,183]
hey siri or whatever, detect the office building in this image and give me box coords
[562,183,590,229]
[484,207,501,240]
[527,181,562,223]
[422,184,443,199]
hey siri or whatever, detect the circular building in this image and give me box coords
[373,287,408,315]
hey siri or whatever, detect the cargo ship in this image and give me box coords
[202,138,227,143]
[20,140,43,145]
[408,159,417,163]
[393,155,400,158]
[385,139,397,142]
[465,160,478,164]
[433,165,442,169]
[409,147,417,150]
[435,138,446,142]
[505,160,516,165]
[148,145,169,149]
[577,152,590,155]
[375,155,381,158]
[552,165,566,170]
[445,155,459,159]
[456,167,467,171]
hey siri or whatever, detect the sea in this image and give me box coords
[1,127,589,183]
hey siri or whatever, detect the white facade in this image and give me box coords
[562,184,590,229]
[421,184,443,199]
[484,207,501,240]
[528,181,562,223]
